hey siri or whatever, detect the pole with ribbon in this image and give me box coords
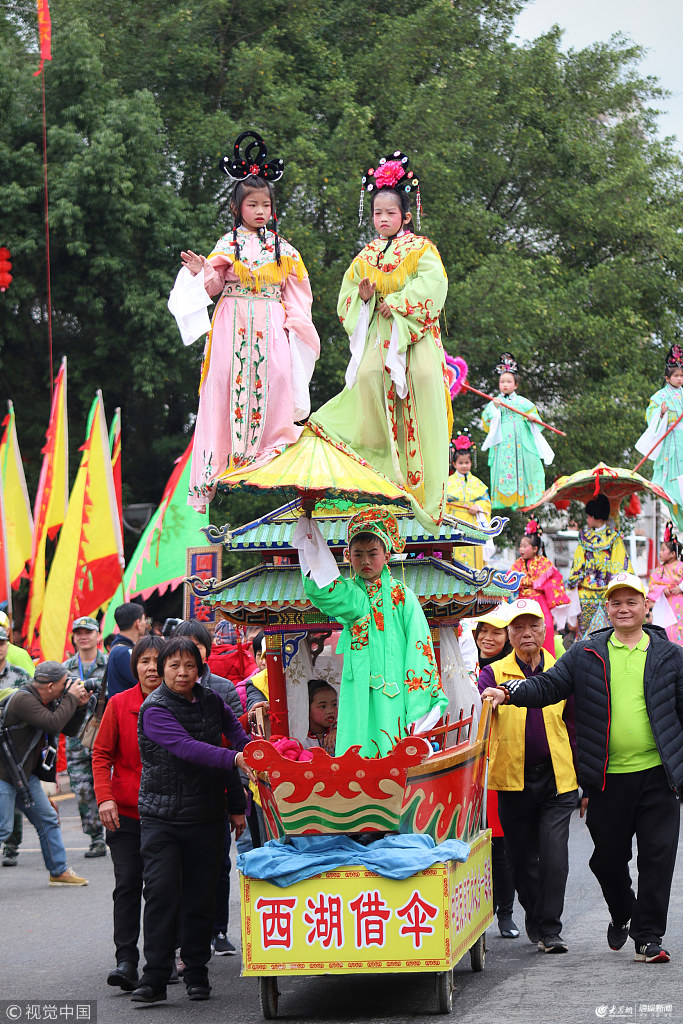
[445,354,566,437]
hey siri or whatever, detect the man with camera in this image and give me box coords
[0,625,32,867]
[63,616,108,858]
[0,661,90,886]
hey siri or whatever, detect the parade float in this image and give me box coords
[189,484,521,1016]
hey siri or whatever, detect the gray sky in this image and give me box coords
[514,0,683,147]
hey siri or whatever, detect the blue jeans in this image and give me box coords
[0,775,68,876]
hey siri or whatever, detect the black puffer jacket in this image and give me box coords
[138,682,227,823]
[505,625,683,794]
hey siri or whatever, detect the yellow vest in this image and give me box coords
[488,650,577,794]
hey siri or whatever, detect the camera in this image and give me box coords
[82,678,100,694]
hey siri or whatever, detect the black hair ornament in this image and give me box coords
[219,130,284,182]
[495,352,519,376]
[359,150,421,229]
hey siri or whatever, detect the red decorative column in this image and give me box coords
[265,631,289,736]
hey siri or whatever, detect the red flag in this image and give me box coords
[109,408,123,536]
[34,0,52,76]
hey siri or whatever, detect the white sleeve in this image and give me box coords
[167,266,213,346]
[293,517,340,588]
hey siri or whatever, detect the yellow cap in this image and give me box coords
[604,572,647,600]
[507,598,545,624]
[475,605,511,629]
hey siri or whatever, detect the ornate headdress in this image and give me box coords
[524,518,542,538]
[495,352,518,376]
[450,429,477,469]
[665,344,683,374]
[358,150,422,229]
[663,521,680,548]
[218,130,284,182]
[347,506,405,555]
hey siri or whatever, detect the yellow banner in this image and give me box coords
[241,830,492,975]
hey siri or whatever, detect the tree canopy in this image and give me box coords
[1,0,682,550]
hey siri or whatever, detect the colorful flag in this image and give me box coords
[24,357,68,648]
[0,476,12,614]
[40,392,124,661]
[34,0,52,76]
[109,407,123,535]
[0,402,34,588]
[101,436,208,636]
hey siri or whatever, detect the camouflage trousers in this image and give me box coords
[66,740,104,842]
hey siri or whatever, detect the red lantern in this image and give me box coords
[0,247,12,292]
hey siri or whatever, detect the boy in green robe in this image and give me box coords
[294,506,448,757]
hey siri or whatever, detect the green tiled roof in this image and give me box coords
[203,499,502,552]
[199,557,517,614]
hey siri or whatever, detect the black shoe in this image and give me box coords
[607,919,629,951]
[498,915,520,939]
[187,984,211,1001]
[538,934,568,954]
[107,962,139,992]
[634,942,670,963]
[525,913,541,944]
[84,838,107,859]
[130,984,167,1003]
[2,848,18,867]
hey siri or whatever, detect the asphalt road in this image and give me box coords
[1,793,681,1024]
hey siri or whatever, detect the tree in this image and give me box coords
[1,0,682,548]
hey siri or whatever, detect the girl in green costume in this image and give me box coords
[481,352,554,510]
[309,152,452,531]
[294,506,448,757]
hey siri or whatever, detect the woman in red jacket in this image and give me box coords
[93,635,164,993]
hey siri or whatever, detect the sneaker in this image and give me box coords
[84,838,107,859]
[2,848,18,867]
[538,935,568,954]
[498,915,520,939]
[49,867,89,886]
[607,919,629,951]
[212,933,237,956]
[635,943,670,963]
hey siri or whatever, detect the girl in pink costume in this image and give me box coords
[647,522,683,646]
[173,132,320,511]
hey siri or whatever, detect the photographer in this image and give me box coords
[0,661,90,887]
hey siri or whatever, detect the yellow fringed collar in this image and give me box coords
[208,228,308,291]
[347,234,444,296]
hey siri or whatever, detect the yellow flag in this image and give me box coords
[40,392,124,661]
[24,357,69,649]
[0,402,34,588]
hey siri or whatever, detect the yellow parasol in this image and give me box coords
[218,425,414,509]
[522,462,678,520]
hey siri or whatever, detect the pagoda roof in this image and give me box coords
[202,498,505,553]
[189,556,521,627]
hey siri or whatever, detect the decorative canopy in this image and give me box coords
[523,462,677,520]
